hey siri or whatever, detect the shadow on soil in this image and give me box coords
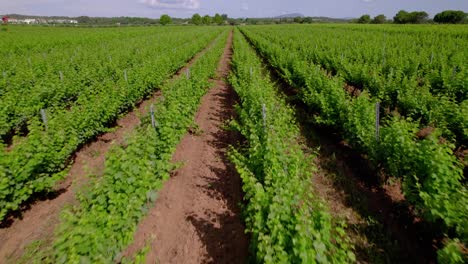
[301,121,440,264]
[288,84,442,263]
[187,79,249,264]
[0,188,67,229]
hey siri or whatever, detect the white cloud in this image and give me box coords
[140,0,200,10]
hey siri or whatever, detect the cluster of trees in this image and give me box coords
[393,10,429,24]
[159,13,228,26]
[5,9,466,27]
[190,13,227,25]
[159,13,350,26]
[1,14,231,26]
[231,16,349,25]
[357,14,387,24]
[76,16,159,25]
[357,10,466,24]
[434,10,467,24]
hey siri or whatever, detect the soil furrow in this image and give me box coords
[0,34,221,263]
[123,30,248,264]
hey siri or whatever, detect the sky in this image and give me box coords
[1,0,467,19]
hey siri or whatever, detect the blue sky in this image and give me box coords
[1,0,467,19]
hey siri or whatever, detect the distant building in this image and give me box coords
[49,19,78,24]
[3,17,78,25]
[37,18,48,24]
[23,19,37,24]
[49,19,65,24]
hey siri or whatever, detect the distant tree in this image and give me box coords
[191,13,202,25]
[394,10,409,24]
[159,14,172,25]
[202,15,212,25]
[394,10,428,24]
[293,16,304,23]
[434,10,467,24]
[372,14,386,24]
[221,14,228,20]
[76,16,91,24]
[213,13,223,25]
[227,18,237,25]
[357,14,371,24]
[409,11,428,23]
[303,17,313,23]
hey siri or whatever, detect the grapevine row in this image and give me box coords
[0,27,218,141]
[48,29,230,263]
[228,29,355,263]
[239,26,467,262]
[244,25,467,147]
[0,27,224,222]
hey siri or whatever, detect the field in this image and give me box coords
[0,24,466,263]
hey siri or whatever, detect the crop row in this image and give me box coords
[42,29,230,263]
[228,29,355,263]
[244,25,467,147]
[0,27,219,141]
[0,27,224,222]
[239,26,467,263]
[0,26,153,56]
[244,24,467,102]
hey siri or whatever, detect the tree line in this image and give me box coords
[356,10,467,24]
[3,9,466,26]
[0,14,231,26]
[159,13,228,26]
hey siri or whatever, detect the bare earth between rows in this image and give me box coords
[123,30,249,264]
[0,34,221,262]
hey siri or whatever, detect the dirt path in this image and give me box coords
[0,36,220,263]
[123,30,248,264]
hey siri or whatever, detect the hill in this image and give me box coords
[274,13,304,18]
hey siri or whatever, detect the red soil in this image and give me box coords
[123,30,249,264]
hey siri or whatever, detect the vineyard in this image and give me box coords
[0,24,467,263]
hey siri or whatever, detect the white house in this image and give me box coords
[23,19,37,24]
